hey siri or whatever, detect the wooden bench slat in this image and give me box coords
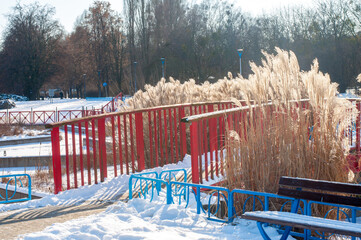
[242,211,361,238]
[279,176,361,195]
[278,188,361,207]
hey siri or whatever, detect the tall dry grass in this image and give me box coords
[121,74,250,110]
[225,48,356,194]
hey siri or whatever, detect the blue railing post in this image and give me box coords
[166,182,172,204]
[129,175,134,200]
[196,186,201,214]
[228,192,234,222]
[0,174,32,204]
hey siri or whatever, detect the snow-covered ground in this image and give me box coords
[1,157,284,240]
[0,153,285,239]
[1,96,360,239]
[6,97,112,111]
[20,192,284,240]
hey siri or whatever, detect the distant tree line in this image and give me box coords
[0,0,360,100]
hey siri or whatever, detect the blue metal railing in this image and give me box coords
[159,169,187,183]
[128,169,361,239]
[306,201,361,240]
[169,181,230,223]
[129,169,188,200]
[0,174,32,204]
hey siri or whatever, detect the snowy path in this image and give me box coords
[14,193,284,240]
[0,200,113,240]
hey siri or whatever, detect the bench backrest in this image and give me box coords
[278,176,361,207]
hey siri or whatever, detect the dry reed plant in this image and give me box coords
[224,48,357,196]
[0,124,24,137]
[121,76,250,110]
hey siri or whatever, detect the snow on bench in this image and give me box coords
[243,211,361,238]
[242,176,361,239]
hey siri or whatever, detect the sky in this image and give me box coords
[0,0,315,39]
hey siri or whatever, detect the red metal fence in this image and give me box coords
[182,99,361,184]
[0,93,123,125]
[47,101,239,193]
[101,92,124,113]
[47,98,361,193]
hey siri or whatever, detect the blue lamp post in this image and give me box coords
[237,49,243,77]
[161,57,165,78]
[134,61,137,93]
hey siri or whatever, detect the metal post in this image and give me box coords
[161,57,165,79]
[237,49,243,77]
[190,121,200,184]
[134,61,137,94]
[98,118,107,181]
[51,127,62,194]
[135,112,145,171]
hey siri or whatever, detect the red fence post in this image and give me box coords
[85,121,91,185]
[98,117,107,181]
[92,119,98,184]
[190,121,200,184]
[135,112,145,171]
[129,114,135,172]
[71,124,77,188]
[179,107,187,157]
[123,114,129,175]
[208,105,216,179]
[111,116,117,177]
[158,110,164,165]
[169,109,175,163]
[154,111,159,167]
[117,115,124,175]
[163,110,169,164]
[174,107,179,163]
[64,125,70,190]
[148,111,154,168]
[357,102,360,153]
[51,127,62,194]
[78,122,84,186]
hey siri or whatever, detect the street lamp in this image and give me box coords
[161,57,165,78]
[83,74,86,99]
[134,61,137,94]
[237,49,243,77]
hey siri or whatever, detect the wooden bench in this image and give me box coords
[242,176,361,239]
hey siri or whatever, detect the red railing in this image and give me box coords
[102,92,124,113]
[47,101,240,193]
[47,98,361,193]
[182,99,361,184]
[0,109,104,125]
[181,102,249,184]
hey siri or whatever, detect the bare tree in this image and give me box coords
[0,3,62,99]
